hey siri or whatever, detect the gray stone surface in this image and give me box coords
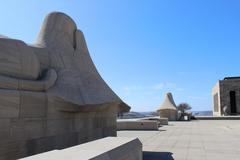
[158,118,168,125]
[20,137,142,160]
[118,120,240,160]
[0,12,129,160]
[213,77,240,116]
[0,37,40,80]
[195,115,240,120]
[157,93,177,121]
[117,121,158,130]
[139,117,168,126]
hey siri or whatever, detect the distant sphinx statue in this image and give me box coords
[157,92,177,121]
[223,105,230,116]
[0,12,129,159]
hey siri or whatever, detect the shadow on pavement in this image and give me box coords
[143,151,174,160]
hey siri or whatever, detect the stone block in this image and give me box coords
[86,128,103,141]
[10,119,25,140]
[77,128,104,143]
[19,91,47,118]
[0,38,40,80]
[10,118,46,140]
[103,127,117,137]
[142,117,168,125]
[77,130,89,144]
[46,98,74,119]
[25,132,79,156]
[0,90,20,118]
[106,117,116,127]
[73,118,85,131]
[20,137,142,160]
[46,119,73,136]
[117,121,158,130]
[24,118,46,139]
[159,118,168,125]
[0,119,10,139]
[0,140,27,160]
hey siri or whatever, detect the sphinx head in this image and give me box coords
[36,12,77,48]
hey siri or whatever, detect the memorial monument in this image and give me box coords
[213,77,240,116]
[0,12,130,159]
[157,92,177,121]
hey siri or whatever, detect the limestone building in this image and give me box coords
[212,77,240,116]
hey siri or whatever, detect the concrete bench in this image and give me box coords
[117,120,158,130]
[140,117,168,126]
[20,137,142,160]
[158,118,168,125]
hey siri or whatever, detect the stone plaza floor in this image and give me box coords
[117,120,240,160]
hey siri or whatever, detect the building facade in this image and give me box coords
[212,77,240,116]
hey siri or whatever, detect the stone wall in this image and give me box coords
[0,90,117,159]
[212,82,221,116]
[219,79,240,114]
[20,137,143,160]
[212,78,240,116]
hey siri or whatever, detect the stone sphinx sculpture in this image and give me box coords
[157,92,177,121]
[0,12,130,159]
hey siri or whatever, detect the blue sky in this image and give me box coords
[0,0,239,111]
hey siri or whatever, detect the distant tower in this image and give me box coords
[157,92,178,121]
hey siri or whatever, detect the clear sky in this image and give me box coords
[0,0,239,111]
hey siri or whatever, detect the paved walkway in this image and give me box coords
[117,120,240,160]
